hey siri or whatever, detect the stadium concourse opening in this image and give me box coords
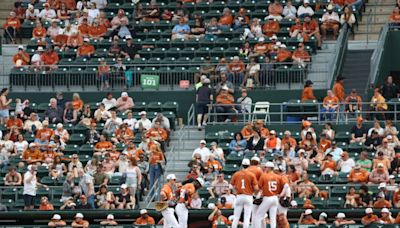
[3,0,400,226]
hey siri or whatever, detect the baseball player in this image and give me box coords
[253,162,284,228]
[159,174,179,228]
[175,177,204,228]
[246,156,263,227]
[275,165,291,216]
[230,159,258,228]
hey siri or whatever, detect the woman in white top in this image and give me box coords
[385,120,398,137]
[84,158,99,175]
[23,165,47,210]
[210,142,225,167]
[340,6,356,28]
[368,120,385,137]
[123,111,137,131]
[101,92,117,111]
[94,103,111,122]
[124,157,142,197]
[13,134,28,156]
[54,123,70,144]
[322,123,335,140]
[2,133,15,154]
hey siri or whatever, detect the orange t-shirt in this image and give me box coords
[88,25,107,38]
[39,203,54,210]
[258,172,283,196]
[135,216,155,225]
[22,149,42,162]
[149,152,164,165]
[229,61,245,73]
[333,82,345,102]
[393,190,400,204]
[293,49,310,60]
[290,24,303,33]
[246,165,263,180]
[373,200,392,209]
[259,127,270,138]
[262,21,280,37]
[300,217,317,225]
[230,169,258,195]
[277,49,292,62]
[254,43,269,55]
[265,137,279,149]
[32,27,47,38]
[4,17,20,29]
[216,94,234,105]
[42,51,59,65]
[13,52,30,65]
[323,96,339,107]
[36,128,54,140]
[281,137,297,148]
[301,87,316,101]
[78,44,95,56]
[241,126,254,138]
[348,169,369,183]
[6,118,23,129]
[54,34,68,45]
[98,65,110,73]
[72,99,83,111]
[78,24,89,36]
[319,139,331,152]
[95,141,113,150]
[146,128,167,141]
[362,215,379,224]
[115,128,134,138]
[42,151,58,161]
[212,215,231,228]
[390,13,400,21]
[219,15,233,25]
[322,160,336,171]
[109,151,121,161]
[207,160,222,171]
[303,20,319,32]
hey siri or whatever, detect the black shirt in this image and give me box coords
[351,125,367,138]
[122,43,141,59]
[76,203,92,209]
[196,85,212,103]
[381,83,400,100]
[364,136,382,149]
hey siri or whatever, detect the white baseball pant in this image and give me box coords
[253,195,279,228]
[232,194,253,228]
[175,202,188,228]
[161,208,179,228]
[251,204,264,228]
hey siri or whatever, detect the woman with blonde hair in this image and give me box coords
[71,93,84,112]
[148,144,165,188]
[124,157,142,203]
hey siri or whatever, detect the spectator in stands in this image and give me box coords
[303,14,322,49]
[23,112,42,133]
[374,192,392,208]
[135,111,152,132]
[193,140,211,163]
[381,76,400,101]
[48,214,66,227]
[243,58,260,88]
[252,37,268,57]
[39,3,56,22]
[12,45,30,67]
[146,120,167,151]
[77,38,95,58]
[379,208,395,224]
[100,214,118,225]
[345,88,362,113]
[228,56,245,85]
[215,72,234,94]
[47,20,62,40]
[298,1,314,18]
[121,35,141,59]
[377,138,395,160]
[233,8,250,30]
[149,144,165,188]
[333,213,356,226]
[44,98,63,124]
[264,130,281,153]
[373,151,391,170]
[115,183,135,209]
[277,44,292,63]
[200,57,215,78]
[110,9,128,30]
[298,209,317,225]
[108,40,121,58]
[97,58,110,90]
[369,163,389,184]
[57,3,70,21]
[23,165,47,210]
[228,132,247,155]
[208,206,231,227]
[301,80,316,101]
[344,186,359,208]
[172,17,190,40]
[243,18,263,39]
[321,90,339,121]
[337,151,355,174]
[77,195,92,209]
[103,108,122,136]
[290,18,305,41]
[216,86,236,122]
[267,0,283,20]
[144,0,160,22]
[237,89,252,115]
[190,15,205,39]
[135,209,155,225]
[341,6,356,32]
[88,19,107,40]
[39,196,54,211]
[218,8,233,30]
[361,208,379,225]
[295,171,320,198]
[370,88,388,120]
[209,173,229,198]
[348,164,369,183]
[78,168,95,209]
[115,92,134,112]
[292,43,311,67]
[283,0,297,19]
[31,46,45,69]
[356,151,372,172]
[333,76,345,103]
[321,5,340,40]
[262,18,280,37]
[42,45,59,71]
[32,21,47,39]
[4,166,22,186]
[351,117,367,143]
[78,17,90,37]
[3,11,20,44]
[88,2,100,23]
[67,31,83,49]
[72,213,89,228]
[25,4,39,22]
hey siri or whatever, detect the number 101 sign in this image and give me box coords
[140,75,160,90]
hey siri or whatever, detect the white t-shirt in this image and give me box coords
[135,119,152,130]
[211,148,224,160]
[339,158,355,173]
[102,98,117,111]
[193,147,211,163]
[123,118,138,131]
[23,171,37,196]
[14,141,28,154]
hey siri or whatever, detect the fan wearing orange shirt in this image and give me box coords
[95,135,113,155]
[231,158,258,228]
[321,153,336,175]
[176,178,204,227]
[254,162,285,228]
[393,188,400,208]
[208,207,232,228]
[78,18,90,37]
[71,93,84,112]
[134,209,155,225]
[146,121,167,145]
[228,56,245,84]
[348,164,369,183]
[301,80,316,101]
[253,37,269,56]
[77,38,95,58]
[318,134,331,152]
[276,44,292,62]
[35,120,54,141]
[389,7,400,24]
[255,119,270,138]
[292,43,310,67]
[206,154,222,171]
[241,122,254,140]
[115,124,134,144]
[22,143,43,164]
[13,46,30,67]
[332,76,345,102]
[218,8,234,29]
[32,21,47,39]
[373,192,392,209]
[321,90,339,121]
[67,32,83,48]
[361,208,379,226]
[216,87,236,122]
[88,20,107,39]
[303,15,322,49]
[6,113,23,130]
[262,18,280,37]
[41,46,59,70]
[281,131,297,151]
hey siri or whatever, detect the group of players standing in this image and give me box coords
[157,157,291,228]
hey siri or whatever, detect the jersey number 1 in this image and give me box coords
[241,179,245,189]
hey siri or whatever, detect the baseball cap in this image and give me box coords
[52,214,61,220]
[121,184,128,189]
[280,44,287,49]
[125,35,132,39]
[271,34,277,40]
[221,85,229,91]
[107,214,114,220]
[18,45,24,50]
[265,162,275,168]
[37,46,44,52]
[242,158,250,166]
[381,208,390,213]
[139,111,147,115]
[270,130,276,135]
[166,174,176,180]
[284,130,291,135]
[200,140,206,144]
[319,212,327,218]
[121,92,128,97]
[327,4,333,10]
[200,75,207,80]
[75,213,84,218]
[56,123,63,129]
[304,209,312,215]
[290,200,298,207]
[140,209,148,214]
[84,37,90,42]
[365,208,373,214]
[251,156,260,162]
[203,78,211,84]
[336,213,345,218]
[210,141,217,146]
[378,183,387,189]
[304,0,310,3]
[387,135,393,140]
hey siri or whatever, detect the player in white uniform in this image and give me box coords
[275,165,291,216]
[159,174,179,228]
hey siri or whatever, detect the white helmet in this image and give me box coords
[196,177,205,186]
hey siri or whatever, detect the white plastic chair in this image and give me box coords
[251,101,270,123]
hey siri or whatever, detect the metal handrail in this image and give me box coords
[187,104,195,127]
[366,8,373,44]
[327,24,350,88]
[367,24,389,93]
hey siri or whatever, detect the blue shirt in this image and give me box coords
[172,24,190,35]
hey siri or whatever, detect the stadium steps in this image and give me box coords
[354,2,394,40]
[306,41,336,89]
[0,44,20,85]
[341,49,374,98]
[166,127,205,181]
[0,0,14,25]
